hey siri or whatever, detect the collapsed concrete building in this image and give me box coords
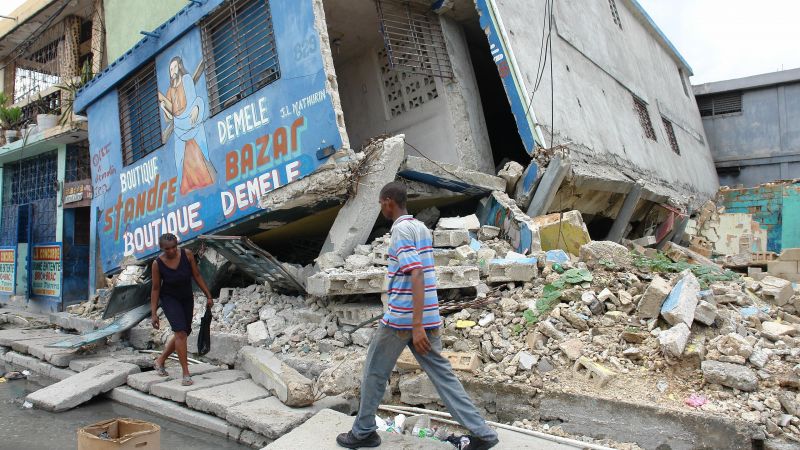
[71,0,719,295]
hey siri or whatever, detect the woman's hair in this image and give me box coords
[159,233,178,247]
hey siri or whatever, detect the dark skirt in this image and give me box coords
[160,294,194,335]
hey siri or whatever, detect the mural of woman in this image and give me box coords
[159,56,216,195]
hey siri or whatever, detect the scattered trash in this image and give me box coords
[21,370,30,377]
[657,380,669,393]
[3,371,25,380]
[685,393,708,408]
[77,418,160,449]
[22,401,32,409]
[455,320,476,329]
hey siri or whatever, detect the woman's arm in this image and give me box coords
[150,260,161,329]
[187,250,213,306]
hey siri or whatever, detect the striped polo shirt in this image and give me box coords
[381,215,442,330]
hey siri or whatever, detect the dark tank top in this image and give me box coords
[157,249,193,300]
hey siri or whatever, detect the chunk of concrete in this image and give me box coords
[433,229,471,248]
[247,321,269,346]
[478,225,500,241]
[661,272,700,327]
[187,331,247,365]
[330,302,384,326]
[760,276,794,306]
[659,323,690,358]
[396,349,480,372]
[579,241,633,267]
[264,408,453,449]
[573,356,616,388]
[436,265,480,289]
[150,369,249,403]
[237,346,314,407]
[636,276,671,320]
[532,210,591,256]
[126,363,224,392]
[26,361,140,412]
[559,338,584,360]
[694,300,718,326]
[186,379,270,418]
[437,215,481,231]
[762,321,797,339]
[226,396,349,440]
[306,268,386,296]
[478,191,542,255]
[399,372,441,405]
[319,135,405,263]
[702,360,758,391]
[486,258,538,283]
[497,161,524,194]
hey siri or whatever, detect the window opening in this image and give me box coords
[378,47,439,118]
[201,0,280,115]
[697,92,742,117]
[376,0,453,79]
[633,96,656,141]
[608,0,623,30]
[662,116,680,154]
[118,61,161,166]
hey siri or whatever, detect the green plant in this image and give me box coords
[633,251,738,288]
[0,106,23,129]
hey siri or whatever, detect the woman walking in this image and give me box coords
[150,233,213,385]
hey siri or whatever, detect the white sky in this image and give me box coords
[2,0,799,85]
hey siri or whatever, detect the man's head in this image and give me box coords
[159,233,179,258]
[169,57,188,87]
[378,181,407,220]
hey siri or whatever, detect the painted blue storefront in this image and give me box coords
[76,0,345,278]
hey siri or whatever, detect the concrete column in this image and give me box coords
[606,182,643,242]
[318,135,405,265]
[56,144,67,243]
[527,155,570,218]
[59,15,82,108]
[91,0,105,76]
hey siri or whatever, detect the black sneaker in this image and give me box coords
[335,431,381,448]
[464,435,499,450]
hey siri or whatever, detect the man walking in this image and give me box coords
[336,182,499,449]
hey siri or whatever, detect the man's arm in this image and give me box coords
[410,267,432,355]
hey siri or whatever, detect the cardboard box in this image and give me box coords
[78,418,160,450]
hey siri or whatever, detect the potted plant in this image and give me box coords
[57,61,94,126]
[0,106,23,142]
[34,94,59,131]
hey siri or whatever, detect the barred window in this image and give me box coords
[201,0,280,115]
[697,92,742,117]
[662,116,680,155]
[118,62,161,166]
[633,96,656,141]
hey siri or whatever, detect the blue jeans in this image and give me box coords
[351,324,498,441]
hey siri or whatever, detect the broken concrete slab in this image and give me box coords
[247,321,270,346]
[437,214,481,231]
[0,328,60,347]
[150,370,249,403]
[264,408,453,449]
[26,340,80,367]
[637,276,673,319]
[237,346,314,407]
[49,312,102,333]
[694,301,718,326]
[26,361,140,412]
[108,386,244,441]
[398,155,507,195]
[126,363,224,392]
[702,360,758,392]
[661,271,700,327]
[497,161,524,195]
[532,210,591,256]
[226,396,350,440]
[573,356,616,388]
[478,191,542,255]
[513,161,542,211]
[3,350,76,381]
[436,266,480,289]
[186,379,270,419]
[306,268,386,296]
[760,276,795,306]
[330,302,384,326]
[187,331,247,365]
[319,136,405,264]
[527,155,570,217]
[579,241,633,268]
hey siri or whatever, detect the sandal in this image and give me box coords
[153,362,168,377]
[181,376,193,386]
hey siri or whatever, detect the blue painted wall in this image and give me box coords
[85,0,343,273]
[722,182,800,252]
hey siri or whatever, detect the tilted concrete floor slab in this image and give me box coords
[186,378,270,418]
[227,396,350,440]
[126,362,225,392]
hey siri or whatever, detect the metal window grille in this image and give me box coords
[21,90,61,126]
[65,141,92,183]
[697,92,742,117]
[662,117,680,155]
[14,37,63,103]
[608,0,623,30]
[379,48,439,118]
[201,0,280,115]
[633,97,656,141]
[118,61,162,166]
[0,152,58,245]
[376,0,453,79]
